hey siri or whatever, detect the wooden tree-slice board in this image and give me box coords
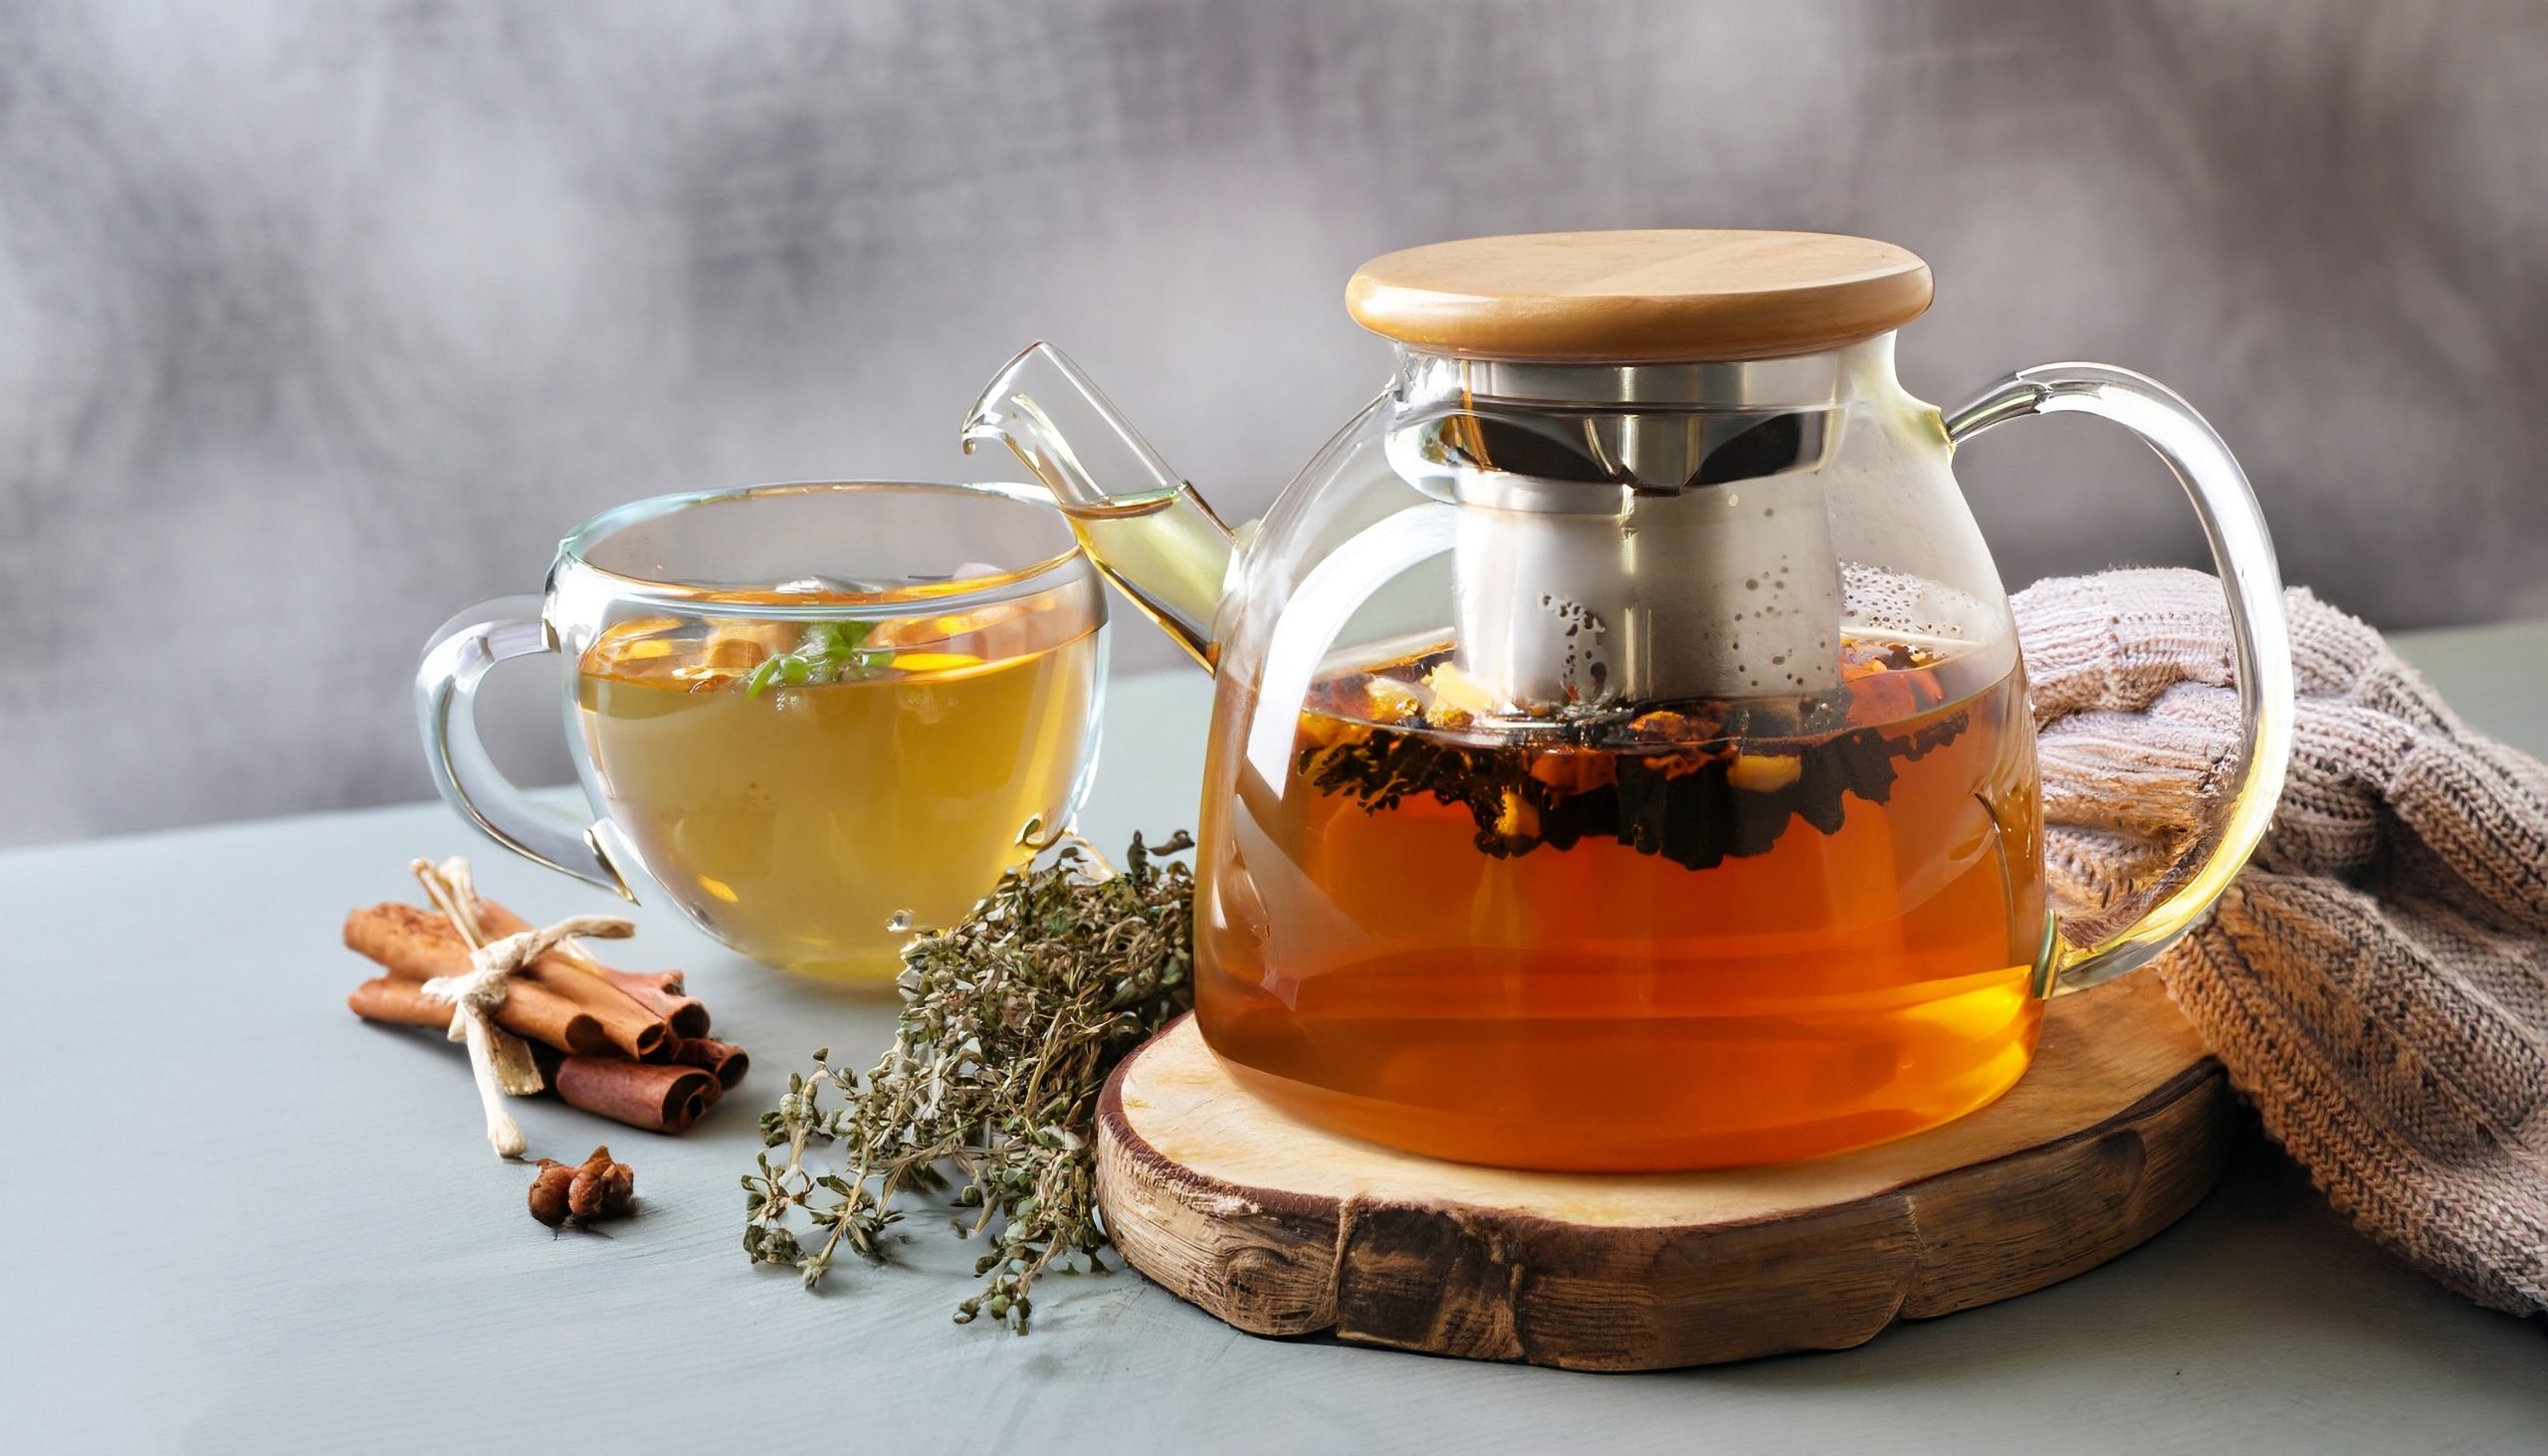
[1096,973,2233,1371]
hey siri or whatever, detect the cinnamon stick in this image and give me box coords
[343,905,605,1055]
[347,902,666,1059]
[353,982,720,1133]
[548,1055,720,1134]
[348,975,544,1096]
[347,975,451,1031]
[601,969,711,1040]
[667,1036,750,1090]
[517,960,667,1060]
[471,903,703,1050]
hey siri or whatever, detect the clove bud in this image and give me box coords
[529,1146,635,1227]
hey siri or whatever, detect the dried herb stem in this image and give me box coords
[741,831,1195,1333]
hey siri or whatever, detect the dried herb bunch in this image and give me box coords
[741,830,1195,1332]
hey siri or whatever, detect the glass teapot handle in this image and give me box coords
[1946,364,2295,993]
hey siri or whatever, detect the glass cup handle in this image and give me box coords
[415,596,634,900]
[1945,363,2296,993]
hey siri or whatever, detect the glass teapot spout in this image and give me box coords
[961,342,1234,671]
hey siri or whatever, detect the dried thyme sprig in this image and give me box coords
[740,830,1195,1333]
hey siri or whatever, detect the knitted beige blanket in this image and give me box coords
[2017,568,2547,1317]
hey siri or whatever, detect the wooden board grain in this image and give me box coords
[1097,973,2234,1370]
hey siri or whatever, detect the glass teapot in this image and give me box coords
[964,230,2293,1171]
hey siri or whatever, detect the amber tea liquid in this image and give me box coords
[1196,638,2045,1170]
[574,590,1100,978]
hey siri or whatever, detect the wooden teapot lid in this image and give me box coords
[1345,230,1933,362]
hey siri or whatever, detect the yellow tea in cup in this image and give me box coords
[573,577,1103,978]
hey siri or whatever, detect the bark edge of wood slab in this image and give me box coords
[1095,973,2233,1371]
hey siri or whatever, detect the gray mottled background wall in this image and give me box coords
[4,0,2544,845]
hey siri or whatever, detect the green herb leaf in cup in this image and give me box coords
[745,619,897,698]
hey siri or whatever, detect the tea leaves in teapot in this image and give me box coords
[1295,643,1976,872]
[739,831,1195,1332]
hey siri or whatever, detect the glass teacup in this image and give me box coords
[418,482,1108,979]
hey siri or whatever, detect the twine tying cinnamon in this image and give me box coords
[408,857,633,1158]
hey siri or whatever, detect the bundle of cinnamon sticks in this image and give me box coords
[344,896,747,1134]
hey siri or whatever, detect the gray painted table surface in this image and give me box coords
[8,627,2547,1455]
